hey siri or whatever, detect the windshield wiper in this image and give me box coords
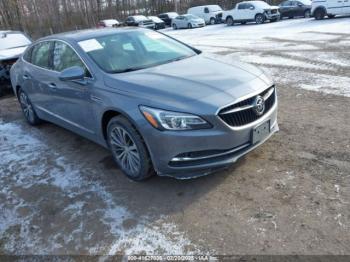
[111,66,146,74]
[110,55,194,74]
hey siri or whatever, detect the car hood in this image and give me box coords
[104,54,273,114]
[0,46,27,60]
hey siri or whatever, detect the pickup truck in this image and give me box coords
[223,1,280,25]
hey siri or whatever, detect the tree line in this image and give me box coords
[0,0,280,39]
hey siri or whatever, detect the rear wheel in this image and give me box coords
[226,16,234,26]
[255,14,265,24]
[209,17,216,25]
[304,10,311,18]
[18,89,41,125]
[172,23,177,30]
[314,8,325,20]
[107,116,154,181]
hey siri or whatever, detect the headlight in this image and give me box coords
[140,106,212,131]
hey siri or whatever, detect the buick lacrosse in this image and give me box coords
[11,28,278,181]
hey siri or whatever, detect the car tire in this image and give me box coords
[304,10,311,18]
[241,21,247,25]
[107,116,154,181]
[172,23,177,30]
[270,18,278,22]
[314,8,325,20]
[209,17,216,25]
[328,14,335,18]
[255,14,265,24]
[226,16,234,26]
[187,23,192,29]
[18,89,42,125]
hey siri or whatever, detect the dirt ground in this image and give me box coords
[0,18,349,256]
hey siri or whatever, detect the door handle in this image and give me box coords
[49,83,57,90]
[23,74,31,80]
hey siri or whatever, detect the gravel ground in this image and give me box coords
[0,18,349,256]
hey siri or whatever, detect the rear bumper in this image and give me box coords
[142,97,278,179]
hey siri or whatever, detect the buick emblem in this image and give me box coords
[253,95,265,116]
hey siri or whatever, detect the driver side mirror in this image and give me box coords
[59,66,85,82]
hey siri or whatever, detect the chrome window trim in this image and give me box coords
[22,38,95,80]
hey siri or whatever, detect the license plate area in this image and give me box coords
[252,120,270,144]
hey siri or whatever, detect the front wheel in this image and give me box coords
[209,17,216,25]
[187,23,192,29]
[255,14,265,24]
[172,23,177,30]
[226,17,234,26]
[107,116,154,181]
[18,89,41,125]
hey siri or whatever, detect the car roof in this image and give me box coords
[39,28,145,43]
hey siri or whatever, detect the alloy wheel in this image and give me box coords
[19,92,35,123]
[256,14,265,24]
[110,126,141,176]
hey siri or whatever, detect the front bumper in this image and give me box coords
[265,12,280,20]
[142,95,278,179]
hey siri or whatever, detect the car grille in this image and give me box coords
[218,86,276,127]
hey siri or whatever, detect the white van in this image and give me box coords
[312,0,350,19]
[187,5,223,25]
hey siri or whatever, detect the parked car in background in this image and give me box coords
[172,14,206,29]
[311,0,350,20]
[97,19,120,28]
[0,31,31,95]
[10,28,278,181]
[223,1,280,25]
[187,5,223,25]
[158,12,179,26]
[279,0,311,18]
[125,15,155,29]
[148,16,166,30]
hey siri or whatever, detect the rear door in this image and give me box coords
[25,41,54,112]
[280,1,293,17]
[236,3,248,20]
[46,41,96,136]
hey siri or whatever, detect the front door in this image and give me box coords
[46,41,96,137]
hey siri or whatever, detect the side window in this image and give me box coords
[238,4,247,10]
[31,42,51,69]
[53,41,91,77]
[246,4,254,10]
[23,46,33,63]
[204,7,210,13]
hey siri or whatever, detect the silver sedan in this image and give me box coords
[172,14,206,29]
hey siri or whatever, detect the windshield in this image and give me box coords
[209,5,223,12]
[79,31,197,73]
[0,32,31,51]
[184,14,198,19]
